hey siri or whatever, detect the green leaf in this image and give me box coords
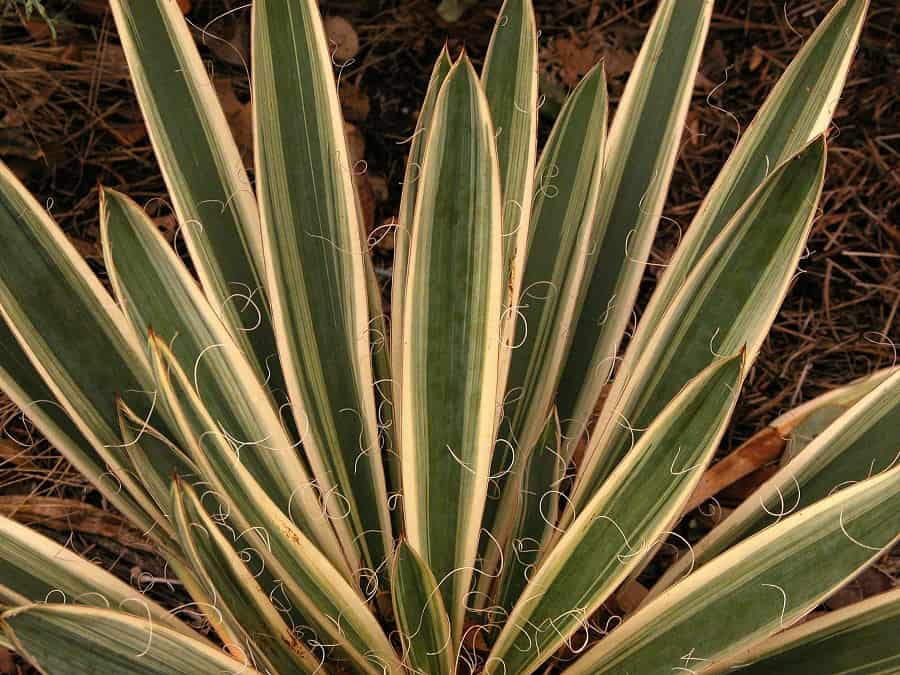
[2,604,255,675]
[107,1,281,389]
[390,47,453,499]
[115,397,197,518]
[0,318,154,536]
[569,137,827,520]
[172,480,323,675]
[0,515,192,638]
[100,188,346,573]
[485,354,743,675]
[710,588,900,674]
[582,0,869,451]
[487,411,566,616]
[652,365,900,596]
[253,0,392,574]
[399,55,503,640]
[564,465,900,675]
[482,0,539,377]
[391,540,455,675]
[148,333,401,674]
[0,162,169,539]
[482,62,607,604]
[556,0,713,450]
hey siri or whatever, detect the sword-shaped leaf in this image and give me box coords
[0,318,155,536]
[709,587,900,674]
[482,0,539,382]
[569,137,826,519]
[556,0,713,450]
[0,515,191,638]
[487,411,566,616]
[148,334,401,674]
[390,47,453,496]
[2,605,255,675]
[485,354,743,675]
[400,56,503,639]
[564,464,900,675]
[100,188,345,573]
[482,63,607,599]
[0,162,169,538]
[171,480,323,675]
[652,365,900,597]
[108,1,280,387]
[574,0,868,456]
[253,0,392,574]
[391,540,455,675]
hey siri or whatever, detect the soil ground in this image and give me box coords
[0,0,897,670]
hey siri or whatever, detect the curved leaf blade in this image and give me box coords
[399,55,504,639]
[253,0,392,574]
[486,354,743,675]
[569,137,827,518]
[391,540,455,675]
[0,162,167,538]
[710,588,900,674]
[556,0,714,450]
[0,515,190,638]
[172,480,323,675]
[108,0,280,385]
[148,334,401,674]
[482,63,607,603]
[564,464,900,675]
[586,0,869,455]
[101,188,345,572]
[2,605,255,675]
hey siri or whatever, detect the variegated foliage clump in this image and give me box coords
[0,0,897,673]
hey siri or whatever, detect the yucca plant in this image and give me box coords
[0,0,896,672]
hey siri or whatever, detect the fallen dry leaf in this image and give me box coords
[0,495,154,552]
[324,16,359,63]
[685,426,786,513]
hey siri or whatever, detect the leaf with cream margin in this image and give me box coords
[485,354,743,675]
[399,55,503,641]
[253,0,392,574]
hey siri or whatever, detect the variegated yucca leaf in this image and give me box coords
[565,0,868,458]
[567,136,827,523]
[253,0,392,575]
[148,333,401,675]
[1,605,255,675]
[390,47,453,484]
[652,364,900,596]
[710,586,900,674]
[481,61,607,602]
[486,354,744,674]
[482,0,539,388]
[0,163,169,541]
[0,0,890,673]
[565,464,900,674]
[0,514,191,637]
[108,0,280,388]
[400,54,503,642]
[100,187,345,572]
[556,0,713,453]
[391,540,455,675]
[171,480,323,674]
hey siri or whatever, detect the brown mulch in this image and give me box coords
[0,0,897,666]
